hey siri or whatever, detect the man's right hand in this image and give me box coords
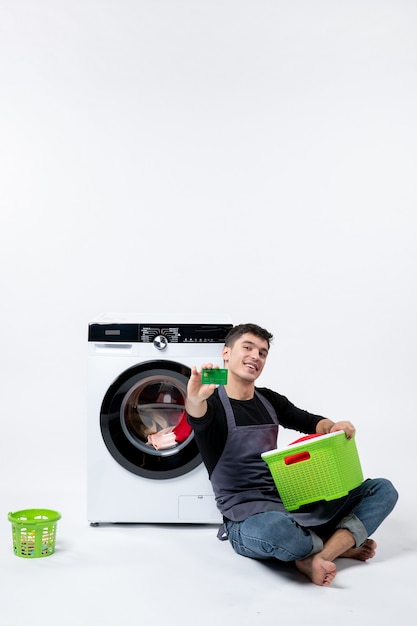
[185,363,218,418]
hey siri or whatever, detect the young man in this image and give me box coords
[185,323,398,586]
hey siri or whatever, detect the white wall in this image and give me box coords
[1,1,415,514]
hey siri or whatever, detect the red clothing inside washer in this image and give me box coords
[147,410,191,449]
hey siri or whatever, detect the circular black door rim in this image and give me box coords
[100,360,202,479]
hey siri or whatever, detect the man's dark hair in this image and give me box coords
[224,323,273,349]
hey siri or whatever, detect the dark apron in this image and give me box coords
[212,386,348,533]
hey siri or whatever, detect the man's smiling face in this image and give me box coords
[222,332,269,383]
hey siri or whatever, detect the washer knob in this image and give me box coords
[153,335,168,350]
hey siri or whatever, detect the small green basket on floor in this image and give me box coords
[262,431,364,511]
[8,509,61,558]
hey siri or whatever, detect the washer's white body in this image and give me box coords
[87,315,232,524]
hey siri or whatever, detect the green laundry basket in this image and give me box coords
[262,431,364,511]
[8,509,61,558]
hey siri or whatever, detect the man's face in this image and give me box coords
[222,333,269,383]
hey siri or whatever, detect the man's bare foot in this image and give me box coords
[295,555,337,586]
[339,538,377,561]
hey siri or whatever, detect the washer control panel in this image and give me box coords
[88,323,233,344]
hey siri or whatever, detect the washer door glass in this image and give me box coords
[100,361,200,479]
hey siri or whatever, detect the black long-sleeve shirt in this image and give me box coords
[187,386,327,478]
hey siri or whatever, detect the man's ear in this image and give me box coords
[222,346,230,362]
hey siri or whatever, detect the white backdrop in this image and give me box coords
[0,1,415,519]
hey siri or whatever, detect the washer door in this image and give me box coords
[100,360,200,479]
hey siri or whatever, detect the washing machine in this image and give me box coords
[87,315,233,524]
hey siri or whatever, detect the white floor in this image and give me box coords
[1,482,414,626]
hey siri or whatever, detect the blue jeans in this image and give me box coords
[224,478,398,562]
